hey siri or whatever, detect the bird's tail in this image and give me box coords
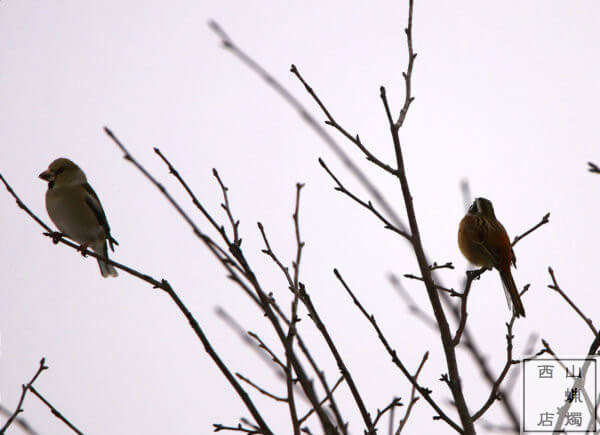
[96,242,118,278]
[499,267,525,317]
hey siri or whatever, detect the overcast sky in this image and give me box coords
[1,1,599,434]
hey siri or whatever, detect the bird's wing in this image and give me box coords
[82,183,119,251]
[473,240,500,266]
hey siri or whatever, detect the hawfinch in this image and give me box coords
[39,158,118,277]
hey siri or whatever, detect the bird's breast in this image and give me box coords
[46,186,105,244]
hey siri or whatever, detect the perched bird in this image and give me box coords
[458,197,525,317]
[39,158,119,277]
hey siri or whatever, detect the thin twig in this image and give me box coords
[335,269,462,434]
[154,148,342,431]
[208,20,409,238]
[28,386,84,434]
[395,0,416,128]
[213,423,259,434]
[548,267,597,335]
[512,213,550,246]
[373,398,403,428]
[428,262,454,271]
[452,268,486,346]
[260,210,373,433]
[103,128,275,435]
[402,274,459,296]
[290,65,398,177]
[235,373,288,403]
[396,352,428,434]
[215,307,286,379]
[318,158,410,240]
[471,316,519,421]
[213,168,241,245]
[0,358,48,434]
[298,377,344,426]
[258,223,346,434]
[284,183,305,435]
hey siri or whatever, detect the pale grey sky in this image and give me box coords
[1,1,599,434]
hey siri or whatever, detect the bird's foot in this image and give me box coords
[45,231,65,244]
[78,242,90,257]
[466,267,488,280]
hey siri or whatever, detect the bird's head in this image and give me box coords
[39,158,86,188]
[468,197,496,219]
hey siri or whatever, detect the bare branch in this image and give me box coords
[395,0,416,128]
[396,352,427,434]
[471,317,519,422]
[213,422,260,434]
[403,274,460,296]
[215,307,286,378]
[298,376,345,426]
[28,386,83,434]
[284,184,305,435]
[335,269,462,433]
[548,267,597,335]
[511,212,550,247]
[452,268,486,346]
[213,168,241,245]
[208,20,408,237]
[235,373,288,403]
[0,358,48,434]
[428,262,454,271]
[290,65,398,176]
[373,398,403,428]
[319,158,410,240]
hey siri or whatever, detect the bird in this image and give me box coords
[39,158,119,277]
[458,197,525,317]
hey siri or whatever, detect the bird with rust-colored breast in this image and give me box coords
[458,197,525,317]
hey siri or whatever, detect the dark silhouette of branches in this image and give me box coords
[452,268,486,346]
[334,268,462,433]
[318,158,409,239]
[156,146,347,433]
[512,213,550,247]
[0,359,47,434]
[395,351,427,434]
[3,0,582,432]
[471,317,518,422]
[0,358,82,435]
[27,387,83,435]
[259,217,375,433]
[547,267,597,335]
[207,20,408,238]
[1,158,276,434]
[543,268,600,432]
[207,11,548,434]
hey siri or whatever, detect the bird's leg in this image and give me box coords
[78,242,91,257]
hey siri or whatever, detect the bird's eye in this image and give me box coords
[55,167,65,176]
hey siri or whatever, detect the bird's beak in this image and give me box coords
[38,169,53,181]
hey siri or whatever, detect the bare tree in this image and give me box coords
[2,2,597,434]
